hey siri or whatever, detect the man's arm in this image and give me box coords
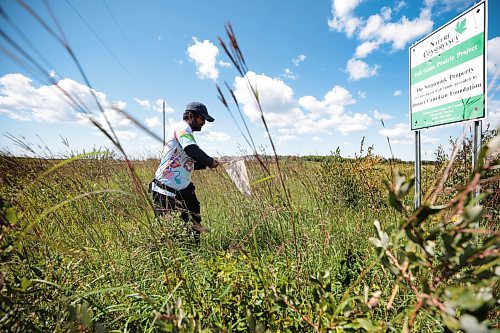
[184,145,219,169]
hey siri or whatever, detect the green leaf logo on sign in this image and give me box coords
[455,18,466,34]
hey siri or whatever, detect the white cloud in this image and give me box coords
[0,108,31,121]
[330,0,362,21]
[283,68,298,80]
[114,101,127,110]
[380,6,392,20]
[336,113,372,134]
[114,130,138,140]
[277,134,298,144]
[232,71,371,136]
[0,73,145,145]
[328,0,484,85]
[145,117,161,128]
[429,0,473,15]
[278,128,293,135]
[299,85,356,120]
[330,0,435,78]
[187,37,219,81]
[354,41,380,58]
[78,107,132,134]
[312,136,323,142]
[292,54,306,66]
[294,113,370,135]
[135,98,175,113]
[358,90,366,99]
[359,6,433,50]
[219,60,231,68]
[486,98,500,128]
[135,98,151,109]
[328,0,363,37]
[48,69,59,81]
[374,110,394,120]
[324,85,356,106]
[234,71,305,128]
[200,131,231,142]
[488,37,500,79]
[0,73,130,129]
[379,123,413,145]
[153,99,174,113]
[379,123,438,145]
[394,1,406,13]
[379,123,407,136]
[346,58,380,80]
[92,129,137,140]
[393,90,402,96]
[421,135,440,144]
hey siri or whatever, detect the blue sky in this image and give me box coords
[0,0,499,160]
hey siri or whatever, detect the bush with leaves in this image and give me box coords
[369,132,499,332]
[314,140,386,210]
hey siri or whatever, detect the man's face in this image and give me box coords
[189,112,205,131]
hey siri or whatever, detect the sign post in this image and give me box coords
[415,131,421,208]
[162,100,166,146]
[409,1,487,208]
[472,120,482,199]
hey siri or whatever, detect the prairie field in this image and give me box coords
[1,5,498,331]
[1,132,498,332]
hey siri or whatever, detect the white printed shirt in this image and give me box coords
[151,121,197,196]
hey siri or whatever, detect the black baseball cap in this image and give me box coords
[185,102,215,122]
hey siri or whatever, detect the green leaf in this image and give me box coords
[251,175,275,186]
[450,288,493,312]
[356,317,381,331]
[459,314,488,333]
[255,322,266,333]
[442,313,460,331]
[95,323,106,333]
[463,205,483,223]
[5,207,18,224]
[247,309,256,331]
[424,240,435,256]
[370,220,390,249]
[399,177,414,197]
[486,134,500,158]
[369,237,384,249]
[394,171,414,197]
[455,18,467,34]
[80,302,92,327]
[219,284,232,299]
[21,277,31,291]
[414,205,442,224]
[388,190,404,212]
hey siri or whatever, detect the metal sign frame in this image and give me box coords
[409,1,487,131]
[410,1,488,208]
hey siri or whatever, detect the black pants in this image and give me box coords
[152,182,202,230]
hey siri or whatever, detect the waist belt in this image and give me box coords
[151,179,179,194]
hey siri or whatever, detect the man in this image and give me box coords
[150,101,220,242]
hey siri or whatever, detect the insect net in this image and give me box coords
[223,159,251,196]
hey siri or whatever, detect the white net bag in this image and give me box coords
[223,159,251,196]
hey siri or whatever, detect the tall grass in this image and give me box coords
[3,133,496,332]
[1,8,498,331]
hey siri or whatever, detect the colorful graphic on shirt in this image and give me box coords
[176,129,196,147]
[169,155,181,168]
[152,121,199,196]
[183,160,194,172]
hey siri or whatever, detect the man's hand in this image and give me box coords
[210,158,221,168]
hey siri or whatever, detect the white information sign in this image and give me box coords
[409,1,486,130]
